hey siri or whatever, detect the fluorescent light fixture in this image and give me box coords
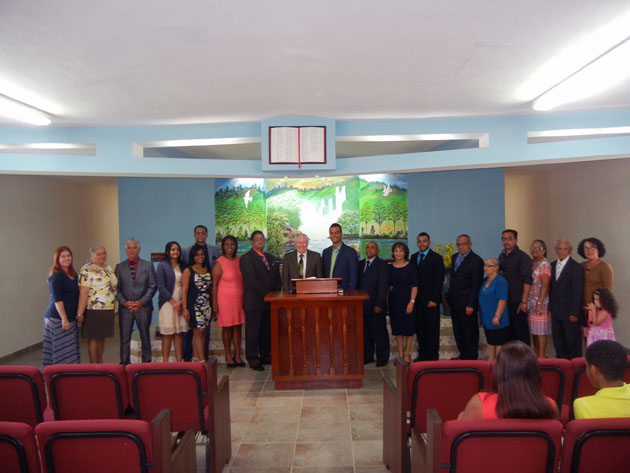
[533,38,630,111]
[0,95,51,126]
[517,12,630,101]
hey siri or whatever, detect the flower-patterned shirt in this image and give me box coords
[79,263,118,310]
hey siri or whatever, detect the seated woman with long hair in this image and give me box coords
[458,341,558,419]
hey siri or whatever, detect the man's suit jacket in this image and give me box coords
[446,251,484,310]
[410,249,445,304]
[115,258,157,310]
[240,248,281,311]
[322,242,358,290]
[549,257,584,321]
[358,257,389,314]
[282,249,324,291]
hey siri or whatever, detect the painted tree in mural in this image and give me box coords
[267,211,289,256]
[338,210,359,235]
[372,200,387,235]
[389,200,406,236]
[359,202,372,235]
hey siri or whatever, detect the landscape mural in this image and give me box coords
[215,174,407,258]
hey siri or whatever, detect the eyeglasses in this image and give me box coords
[530,246,544,251]
[584,246,598,251]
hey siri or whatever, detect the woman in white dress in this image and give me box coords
[157,241,188,362]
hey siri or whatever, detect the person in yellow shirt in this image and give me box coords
[573,340,630,419]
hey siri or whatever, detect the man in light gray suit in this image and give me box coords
[116,238,157,364]
[282,234,324,292]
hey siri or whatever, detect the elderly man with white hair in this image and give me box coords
[115,238,157,364]
[282,233,324,292]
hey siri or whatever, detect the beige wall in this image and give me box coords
[506,158,630,347]
[0,175,119,358]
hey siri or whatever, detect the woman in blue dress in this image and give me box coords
[478,258,510,361]
[43,246,80,366]
[388,242,418,362]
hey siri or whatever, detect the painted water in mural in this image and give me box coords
[215,174,408,258]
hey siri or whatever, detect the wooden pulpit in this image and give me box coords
[264,289,369,389]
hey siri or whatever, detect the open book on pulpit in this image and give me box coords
[269,126,326,165]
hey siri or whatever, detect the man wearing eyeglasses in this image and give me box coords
[498,229,533,345]
[549,239,584,359]
[446,234,484,360]
[240,231,281,371]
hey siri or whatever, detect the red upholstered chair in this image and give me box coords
[43,363,129,420]
[0,421,41,473]
[383,360,492,473]
[411,409,563,473]
[0,366,46,426]
[126,359,231,473]
[560,418,630,473]
[35,409,196,473]
[538,358,571,424]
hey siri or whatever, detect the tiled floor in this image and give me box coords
[3,324,394,473]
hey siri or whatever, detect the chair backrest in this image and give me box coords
[408,361,491,432]
[126,362,207,432]
[35,418,155,473]
[44,364,129,420]
[539,358,571,407]
[440,418,563,473]
[0,366,46,426]
[0,421,40,473]
[561,418,630,473]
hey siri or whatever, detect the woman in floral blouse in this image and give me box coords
[77,244,118,363]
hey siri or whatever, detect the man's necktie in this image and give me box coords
[261,253,270,271]
[364,260,371,273]
[329,247,339,277]
[299,253,304,278]
[418,253,425,266]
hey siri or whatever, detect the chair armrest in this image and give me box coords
[171,429,196,473]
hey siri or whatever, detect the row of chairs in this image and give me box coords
[0,409,195,473]
[383,357,630,473]
[0,359,231,473]
[410,410,630,473]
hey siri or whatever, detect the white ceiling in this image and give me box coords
[1,0,629,127]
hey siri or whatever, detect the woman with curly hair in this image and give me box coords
[578,237,613,307]
[586,288,618,346]
[458,341,558,419]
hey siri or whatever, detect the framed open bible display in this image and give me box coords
[269,126,326,165]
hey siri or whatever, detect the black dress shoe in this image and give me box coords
[236,361,246,367]
[226,362,237,368]
[250,365,264,371]
[376,360,388,367]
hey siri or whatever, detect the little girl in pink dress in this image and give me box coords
[586,288,618,347]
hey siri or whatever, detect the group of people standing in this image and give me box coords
[452,230,617,362]
[42,222,619,370]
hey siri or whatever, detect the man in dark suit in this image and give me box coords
[446,234,484,360]
[410,232,445,361]
[115,238,157,364]
[358,241,390,366]
[282,233,323,292]
[549,239,584,359]
[182,224,221,362]
[322,223,358,290]
[239,230,281,371]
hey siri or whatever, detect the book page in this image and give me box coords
[270,127,299,163]
[299,127,326,163]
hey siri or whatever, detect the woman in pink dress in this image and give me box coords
[526,239,551,358]
[212,235,246,367]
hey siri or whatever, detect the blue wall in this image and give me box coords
[408,168,504,260]
[117,177,216,259]
[117,168,504,264]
